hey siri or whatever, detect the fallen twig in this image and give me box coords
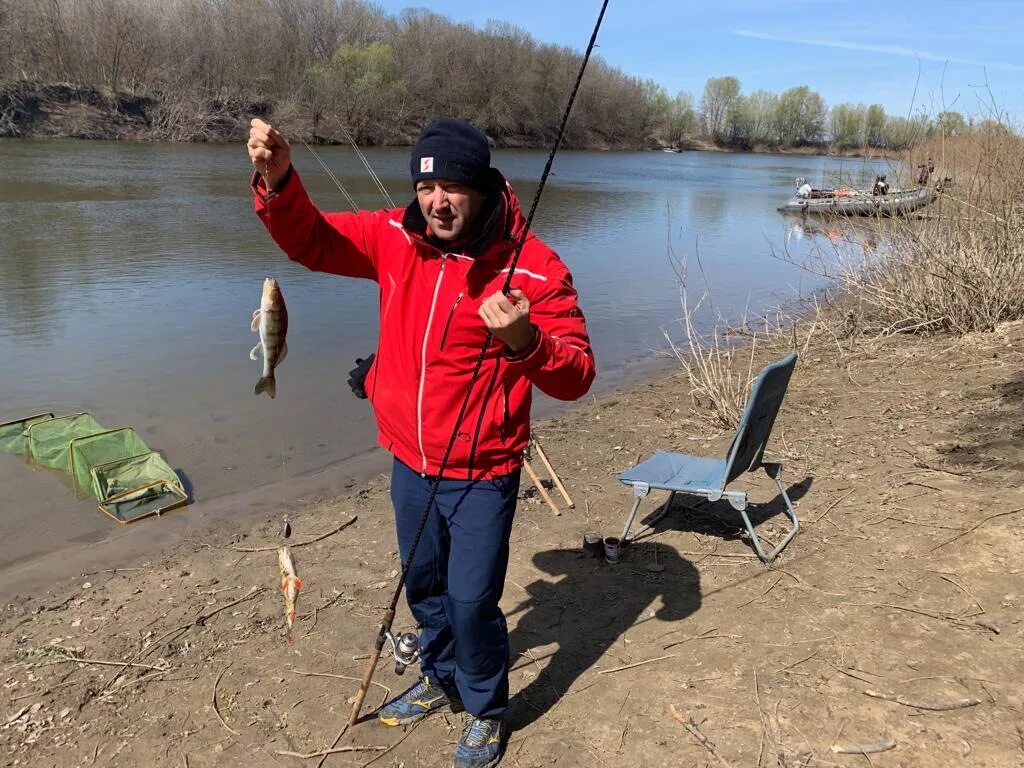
[315,722,349,768]
[213,663,239,736]
[358,723,419,767]
[663,628,731,651]
[230,516,358,552]
[929,508,1023,552]
[46,651,169,673]
[810,489,855,524]
[99,587,264,696]
[734,574,783,609]
[598,654,676,675]
[276,745,388,759]
[862,689,981,711]
[831,737,897,754]
[669,704,737,768]
[292,670,391,710]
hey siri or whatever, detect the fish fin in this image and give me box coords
[293,577,302,590]
[277,341,288,365]
[255,376,276,399]
[250,343,263,360]
[251,310,261,332]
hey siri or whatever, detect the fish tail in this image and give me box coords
[255,375,277,399]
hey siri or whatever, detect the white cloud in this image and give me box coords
[733,29,1024,72]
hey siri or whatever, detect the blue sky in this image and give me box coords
[375,0,1024,122]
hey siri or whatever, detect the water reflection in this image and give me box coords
[783,215,882,256]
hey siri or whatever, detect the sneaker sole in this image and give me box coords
[451,754,503,768]
[378,705,448,727]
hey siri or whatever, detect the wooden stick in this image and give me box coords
[810,488,855,524]
[669,704,737,768]
[276,745,388,759]
[100,588,264,694]
[862,690,981,711]
[523,460,560,516]
[531,438,574,508]
[598,654,676,675]
[928,508,1023,552]
[316,722,349,768]
[230,516,358,552]
[47,652,169,672]
[831,737,897,754]
[213,663,240,736]
[358,725,418,768]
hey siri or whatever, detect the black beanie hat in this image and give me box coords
[410,119,491,191]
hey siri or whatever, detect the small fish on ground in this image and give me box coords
[250,277,288,398]
[277,545,302,631]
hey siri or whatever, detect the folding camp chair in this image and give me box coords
[618,352,799,563]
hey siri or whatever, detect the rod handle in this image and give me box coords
[348,611,394,726]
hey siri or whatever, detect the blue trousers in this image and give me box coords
[390,458,519,720]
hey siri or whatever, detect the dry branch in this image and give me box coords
[598,654,676,675]
[213,663,239,736]
[230,516,358,552]
[276,745,388,759]
[669,704,737,768]
[831,737,897,754]
[929,508,1023,552]
[862,689,981,711]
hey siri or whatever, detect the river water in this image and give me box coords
[0,139,881,578]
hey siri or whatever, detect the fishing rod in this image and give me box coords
[348,0,611,726]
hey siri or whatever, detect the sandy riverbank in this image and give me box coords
[2,323,1023,767]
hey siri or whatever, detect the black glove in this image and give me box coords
[347,354,375,399]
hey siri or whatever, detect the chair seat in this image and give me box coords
[618,450,726,494]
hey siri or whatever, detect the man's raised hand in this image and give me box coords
[247,118,292,190]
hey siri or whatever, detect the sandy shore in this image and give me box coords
[2,323,1023,767]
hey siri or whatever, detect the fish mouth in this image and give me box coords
[262,277,282,302]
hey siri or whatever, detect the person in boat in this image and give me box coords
[871,175,890,196]
[917,158,934,186]
[247,117,595,768]
[796,177,812,198]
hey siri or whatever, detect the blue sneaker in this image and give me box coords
[453,717,505,768]
[377,677,454,726]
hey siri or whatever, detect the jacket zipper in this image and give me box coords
[439,293,463,350]
[417,255,448,475]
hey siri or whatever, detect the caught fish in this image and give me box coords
[277,545,302,630]
[250,277,288,398]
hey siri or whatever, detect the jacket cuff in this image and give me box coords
[250,164,294,202]
[504,325,546,368]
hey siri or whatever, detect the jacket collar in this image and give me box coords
[400,169,528,260]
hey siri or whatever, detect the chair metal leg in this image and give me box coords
[620,496,643,543]
[621,491,675,544]
[740,475,800,563]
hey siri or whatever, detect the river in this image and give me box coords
[0,139,882,583]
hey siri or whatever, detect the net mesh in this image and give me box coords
[1,412,186,523]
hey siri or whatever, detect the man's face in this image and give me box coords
[415,179,484,244]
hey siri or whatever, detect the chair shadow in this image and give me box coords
[633,475,814,555]
[506,545,701,730]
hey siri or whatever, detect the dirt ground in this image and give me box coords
[3,322,1023,768]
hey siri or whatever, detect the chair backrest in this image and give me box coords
[721,352,798,486]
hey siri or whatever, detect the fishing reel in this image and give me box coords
[383,629,421,675]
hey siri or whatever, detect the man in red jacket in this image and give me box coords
[248,117,595,768]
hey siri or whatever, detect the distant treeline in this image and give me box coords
[0,0,986,149]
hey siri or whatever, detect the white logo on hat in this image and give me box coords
[420,157,434,173]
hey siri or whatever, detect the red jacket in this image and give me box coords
[253,169,595,479]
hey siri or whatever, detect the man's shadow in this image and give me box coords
[506,545,700,729]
